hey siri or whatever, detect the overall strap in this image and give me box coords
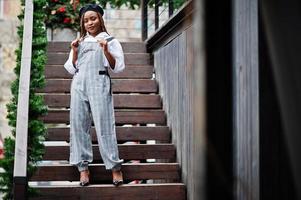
[99,69,112,95]
[105,36,115,42]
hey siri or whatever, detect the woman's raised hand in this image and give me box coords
[97,38,108,52]
[71,38,80,52]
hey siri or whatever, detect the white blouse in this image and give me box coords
[64,32,125,75]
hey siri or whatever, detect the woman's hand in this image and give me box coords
[97,38,108,52]
[70,38,80,66]
[98,39,116,69]
[71,38,80,53]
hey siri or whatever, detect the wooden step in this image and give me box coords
[45,65,154,79]
[44,94,161,109]
[41,110,166,125]
[39,79,158,93]
[30,163,180,182]
[43,144,175,160]
[47,42,147,53]
[30,183,186,200]
[47,52,151,65]
[46,126,170,142]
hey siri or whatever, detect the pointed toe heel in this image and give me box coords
[79,170,90,187]
[113,179,123,187]
[80,180,90,186]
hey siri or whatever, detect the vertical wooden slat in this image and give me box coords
[174,36,179,167]
[191,0,205,196]
[233,0,259,199]
[179,29,187,186]
[13,0,34,199]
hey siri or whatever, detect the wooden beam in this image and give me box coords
[232,0,259,199]
[13,0,33,199]
[191,0,206,200]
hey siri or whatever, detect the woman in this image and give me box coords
[64,4,124,187]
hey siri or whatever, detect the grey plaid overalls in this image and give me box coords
[69,41,123,172]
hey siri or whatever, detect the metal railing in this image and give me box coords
[141,0,187,40]
[13,0,33,199]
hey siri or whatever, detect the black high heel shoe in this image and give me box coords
[112,170,123,187]
[113,179,123,186]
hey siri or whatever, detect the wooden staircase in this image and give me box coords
[29,42,186,200]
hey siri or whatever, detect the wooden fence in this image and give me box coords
[144,1,205,200]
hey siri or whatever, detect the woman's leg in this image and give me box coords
[69,87,93,172]
[89,80,123,171]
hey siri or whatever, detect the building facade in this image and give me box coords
[0,0,21,140]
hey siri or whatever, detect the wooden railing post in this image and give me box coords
[13,0,34,199]
[141,0,148,41]
[233,0,259,199]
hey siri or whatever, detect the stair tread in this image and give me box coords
[47,52,151,65]
[46,126,170,142]
[31,183,185,188]
[34,162,178,167]
[39,79,158,93]
[44,94,161,109]
[43,144,176,160]
[30,163,180,182]
[47,42,147,53]
[45,65,154,79]
[30,183,186,200]
[41,110,166,125]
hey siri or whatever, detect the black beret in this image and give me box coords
[79,4,104,18]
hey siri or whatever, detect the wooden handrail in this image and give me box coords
[13,0,34,199]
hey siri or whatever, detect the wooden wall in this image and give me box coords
[232,0,259,199]
[154,24,193,185]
